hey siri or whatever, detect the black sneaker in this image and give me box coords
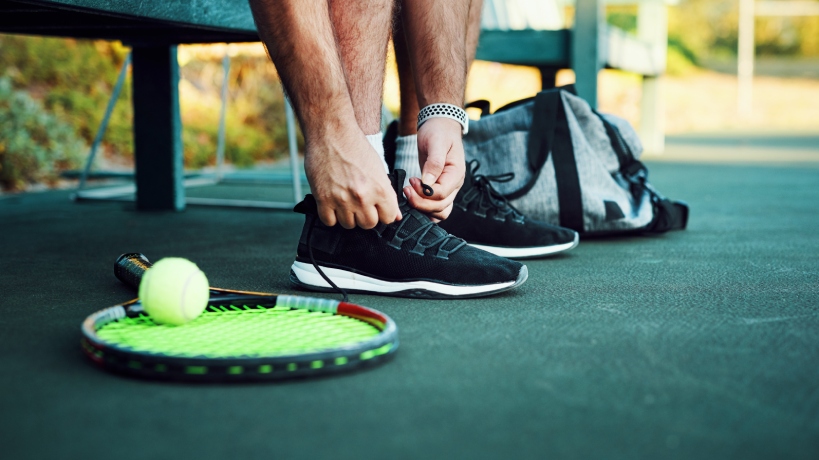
[289,170,528,299]
[437,160,579,259]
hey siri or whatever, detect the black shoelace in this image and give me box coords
[459,160,523,221]
[389,202,467,257]
[306,222,350,303]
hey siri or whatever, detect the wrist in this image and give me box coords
[303,103,359,142]
[416,117,463,138]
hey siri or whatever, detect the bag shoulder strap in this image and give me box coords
[502,88,585,232]
[594,111,645,176]
[549,92,584,232]
[502,89,560,200]
[465,99,491,116]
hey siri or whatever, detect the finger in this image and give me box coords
[431,164,465,199]
[404,185,457,215]
[375,195,402,224]
[354,207,380,230]
[409,173,463,202]
[409,177,446,201]
[336,210,356,230]
[429,203,454,221]
[420,146,447,188]
[317,204,337,227]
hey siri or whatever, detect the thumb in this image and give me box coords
[421,146,447,186]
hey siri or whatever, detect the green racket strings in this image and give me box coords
[96,305,381,358]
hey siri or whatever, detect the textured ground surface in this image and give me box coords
[1,158,818,459]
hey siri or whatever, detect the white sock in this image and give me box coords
[394,134,420,188]
[365,132,389,174]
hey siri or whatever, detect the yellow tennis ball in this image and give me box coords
[138,258,209,326]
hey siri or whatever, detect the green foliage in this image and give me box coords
[0,34,133,157]
[179,53,298,169]
[0,35,299,188]
[0,77,86,190]
[607,0,819,73]
[666,46,698,76]
[668,0,819,60]
[607,10,637,34]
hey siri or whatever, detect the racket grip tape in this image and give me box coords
[114,253,153,291]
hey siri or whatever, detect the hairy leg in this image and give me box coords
[394,0,482,136]
[328,0,394,136]
[249,0,399,229]
[391,0,480,220]
[393,17,420,137]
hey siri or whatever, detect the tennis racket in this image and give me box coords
[80,253,398,381]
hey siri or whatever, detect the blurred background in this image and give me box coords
[0,0,817,193]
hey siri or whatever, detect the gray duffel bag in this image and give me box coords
[463,85,688,236]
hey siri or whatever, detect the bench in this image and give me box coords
[477,0,673,154]
[1,0,258,211]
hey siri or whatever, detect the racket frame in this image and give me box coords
[81,289,398,382]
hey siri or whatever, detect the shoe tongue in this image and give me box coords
[462,163,475,189]
[390,170,407,196]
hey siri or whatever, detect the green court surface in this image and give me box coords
[1,159,818,459]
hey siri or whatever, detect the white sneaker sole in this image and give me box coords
[471,232,579,259]
[290,261,527,299]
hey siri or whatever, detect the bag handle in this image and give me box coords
[502,89,560,200]
[465,100,492,116]
[498,87,585,232]
[594,111,645,177]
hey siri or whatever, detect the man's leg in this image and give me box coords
[392,0,483,187]
[252,0,527,298]
[328,0,393,171]
[249,0,399,230]
[394,0,579,260]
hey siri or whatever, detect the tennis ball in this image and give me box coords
[138,258,209,326]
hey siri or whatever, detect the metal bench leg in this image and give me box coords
[77,52,131,192]
[284,95,303,203]
[572,0,603,108]
[131,45,185,211]
[216,52,230,182]
[640,75,665,154]
[638,0,669,154]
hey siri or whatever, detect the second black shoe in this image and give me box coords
[289,170,528,299]
[438,160,579,259]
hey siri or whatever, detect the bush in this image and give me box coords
[179,51,299,169]
[0,35,301,183]
[0,77,86,191]
[0,34,133,158]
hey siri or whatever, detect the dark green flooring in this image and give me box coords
[1,161,818,459]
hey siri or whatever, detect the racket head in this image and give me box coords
[82,254,399,382]
[81,294,398,381]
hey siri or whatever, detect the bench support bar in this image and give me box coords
[132,45,185,211]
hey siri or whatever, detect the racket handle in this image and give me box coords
[115,253,153,291]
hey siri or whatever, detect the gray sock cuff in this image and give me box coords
[394,134,420,188]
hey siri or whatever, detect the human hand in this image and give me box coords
[305,129,401,230]
[403,117,465,220]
